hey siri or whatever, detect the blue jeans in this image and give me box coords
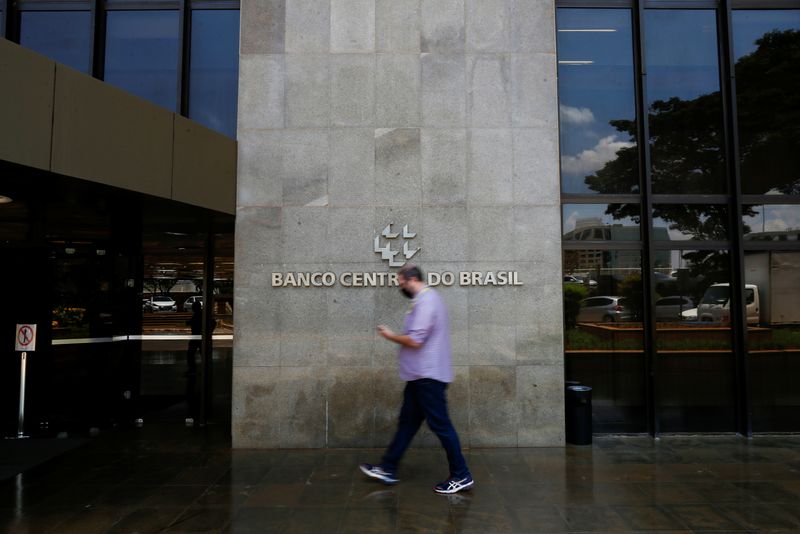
[381,378,470,479]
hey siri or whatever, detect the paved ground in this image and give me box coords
[2,426,800,533]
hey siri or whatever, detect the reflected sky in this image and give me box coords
[105,11,180,111]
[557,9,637,194]
[652,205,729,242]
[20,11,92,74]
[743,205,800,239]
[189,10,240,139]
[733,10,800,61]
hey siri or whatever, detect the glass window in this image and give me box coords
[655,250,735,432]
[564,249,645,432]
[557,9,639,195]
[188,9,240,138]
[733,11,800,195]
[652,204,729,241]
[743,204,800,241]
[645,10,726,194]
[20,11,92,74]
[104,10,180,111]
[562,203,640,241]
[745,251,800,431]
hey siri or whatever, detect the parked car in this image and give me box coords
[183,295,203,312]
[697,283,759,324]
[655,296,695,321]
[576,296,633,323]
[144,295,177,312]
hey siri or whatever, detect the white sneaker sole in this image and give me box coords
[359,464,398,485]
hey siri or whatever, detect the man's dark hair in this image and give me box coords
[399,265,424,282]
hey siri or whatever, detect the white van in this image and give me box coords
[697,283,759,324]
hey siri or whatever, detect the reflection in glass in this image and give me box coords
[745,251,800,431]
[20,11,92,74]
[655,250,735,432]
[652,204,729,241]
[645,10,726,194]
[105,11,180,111]
[733,11,800,195]
[189,10,240,138]
[562,204,640,241]
[557,9,639,194]
[563,249,645,432]
[743,205,800,241]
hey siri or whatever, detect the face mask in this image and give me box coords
[401,287,414,299]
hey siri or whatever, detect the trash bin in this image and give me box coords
[565,385,592,445]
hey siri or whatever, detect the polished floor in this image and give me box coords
[2,426,800,533]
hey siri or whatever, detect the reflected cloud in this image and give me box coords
[560,104,595,125]
[561,135,634,176]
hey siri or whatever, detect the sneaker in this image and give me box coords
[433,475,474,494]
[359,463,398,485]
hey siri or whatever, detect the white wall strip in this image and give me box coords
[51,334,233,345]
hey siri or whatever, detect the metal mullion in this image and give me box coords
[652,241,732,251]
[4,0,19,42]
[644,0,718,8]
[743,242,800,252]
[741,195,800,205]
[557,0,634,7]
[560,195,642,205]
[562,241,644,251]
[90,0,105,79]
[651,194,730,204]
[177,0,190,116]
[719,0,751,437]
[732,0,800,7]
[633,0,658,437]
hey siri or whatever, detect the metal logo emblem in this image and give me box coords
[374,223,419,267]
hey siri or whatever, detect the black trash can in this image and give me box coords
[565,385,592,445]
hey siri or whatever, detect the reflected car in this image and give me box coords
[576,296,633,323]
[144,295,177,312]
[681,307,698,320]
[655,296,695,321]
[564,274,598,287]
[183,295,203,312]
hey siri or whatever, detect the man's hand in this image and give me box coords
[377,325,395,340]
[377,325,422,349]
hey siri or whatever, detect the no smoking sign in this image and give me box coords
[15,324,37,352]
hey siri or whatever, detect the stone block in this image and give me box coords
[235,206,283,267]
[329,128,375,206]
[372,371,404,445]
[281,207,330,263]
[515,324,563,366]
[375,129,421,205]
[467,207,515,261]
[466,0,510,52]
[467,56,510,127]
[510,54,558,128]
[421,54,466,127]
[278,367,329,447]
[278,287,329,366]
[238,55,285,130]
[421,206,468,262]
[421,0,465,53]
[376,0,420,52]
[286,55,330,127]
[469,366,519,446]
[331,54,375,126]
[513,206,562,262]
[513,128,560,205]
[241,0,285,54]
[517,365,565,446]
[376,55,420,126]
[233,285,281,367]
[328,207,376,263]
[421,129,467,205]
[510,0,555,53]
[331,0,375,52]
[277,130,329,206]
[327,367,375,446]
[326,282,376,367]
[467,283,518,365]
[286,0,330,53]
[237,130,282,207]
[467,129,513,204]
[232,367,281,447]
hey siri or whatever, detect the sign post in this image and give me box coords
[10,324,36,439]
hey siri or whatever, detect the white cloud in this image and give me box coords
[559,105,595,125]
[561,135,634,176]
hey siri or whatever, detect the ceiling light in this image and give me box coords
[558,60,594,65]
[558,29,617,33]
[0,195,13,204]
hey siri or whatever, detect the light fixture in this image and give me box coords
[558,60,594,65]
[0,195,13,204]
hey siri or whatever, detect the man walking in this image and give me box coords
[359,265,474,494]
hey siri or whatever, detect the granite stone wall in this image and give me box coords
[234,0,564,448]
